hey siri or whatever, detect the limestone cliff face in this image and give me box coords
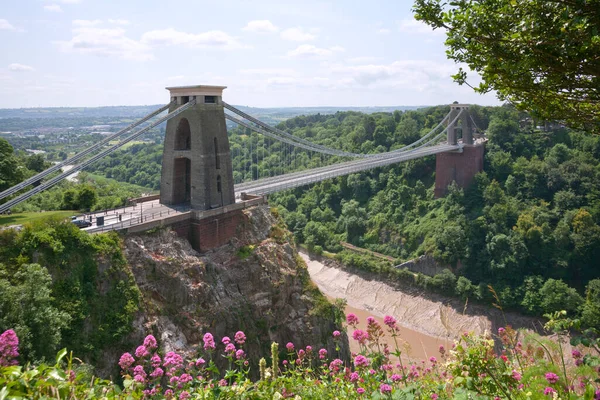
[117,205,348,375]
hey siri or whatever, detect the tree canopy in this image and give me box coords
[413,0,600,131]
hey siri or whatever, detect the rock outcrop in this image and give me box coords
[114,205,348,376]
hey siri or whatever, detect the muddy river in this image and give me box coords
[301,252,540,362]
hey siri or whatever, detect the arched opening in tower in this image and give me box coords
[174,118,191,150]
[172,157,191,204]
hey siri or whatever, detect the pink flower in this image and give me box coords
[328,358,343,372]
[135,345,149,358]
[118,353,135,370]
[133,374,145,383]
[150,367,164,378]
[235,349,245,360]
[225,343,236,354]
[347,313,359,326]
[234,331,246,345]
[218,379,227,386]
[545,372,559,384]
[195,357,206,367]
[179,373,193,384]
[203,333,216,351]
[163,351,183,369]
[133,365,146,378]
[332,330,341,338]
[0,329,19,367]
[352,330,369,344]
[305,345,312,353]
[298,349,305,358]
[384,315,397,329]
[286,342,295,352]
[151,354,162,368]
[357,388,365,394]
[354,355,370,368]
[179,392,190,400]
[544,387,556,395]
[319,348,327,359]
[350,372,359,382]
[512,370,522,381]
[367,316,376,325]
[429,356,437,364]
[498,327,506,334]
[143,335,157,349]
[439,345,445,355]
[380,383,392,394]
[391,374,402,382]
[572,349,582,359]
[431,394,439,400]
[221,336,231,345]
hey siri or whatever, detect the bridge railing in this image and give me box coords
[85,204,190,234]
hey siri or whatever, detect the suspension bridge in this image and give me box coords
[0,85,485,250]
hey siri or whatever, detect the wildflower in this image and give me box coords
[222,336,231,345]
[391,374,402,382]
[0,330,19,367]
[298,349,305,358]
[332,330,341,338]
[143,335,157,349]
[354,355,370,368]
[219,379,227,386]
[179,392,190,400]
[350,372,359,382]
[431,394,439,400]
[384,315,397,329]
[594,389,600,400]
[286,342,295,352]
[305,345,312,353]
[165,389,174,398]
[179,373,193,384]
[163,351,184,369]
[319,348,327,359]
[352,330,369,345]
[500,355,508,362]
[329,358,343,372]
[367,316,376,325]
[380,383,392,394]
[357,387,365,394]
[234,331,246,345]
[439,345,445,356]
[225,343,236,354]
[118,352,135,370]
[195,357,206,367]
[150,367,164,378]
[347,313,359,326]
[545,372,559,384]
[429,356,437,364]
[544,387,556,396]
[133,365,146,378]
[135,345,149,358]
[133,374,145,383]
[572,349,582,359]
[498,327,506,334]
[151,354,162,368]
[512,370,522,381]
[203,332,216,351]
[369,369,376,375]
[235,349,245,360]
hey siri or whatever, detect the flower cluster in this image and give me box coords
[0,329,19,366]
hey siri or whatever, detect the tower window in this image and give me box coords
[181,96,190,104]
[214,137,220,169]
[205,96,216,104]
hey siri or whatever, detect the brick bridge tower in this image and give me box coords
[434,103,486,198]
[160,85,235,210]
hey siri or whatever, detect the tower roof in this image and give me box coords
[166,85,227,97]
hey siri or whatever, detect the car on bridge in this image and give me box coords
[71,219,92,229]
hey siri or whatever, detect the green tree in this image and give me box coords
[581,279,600,329]
[0,263,71,362]
[76,185,98,210]
[25,154,47,173]
[413,0,600,129]
[539,279,583,315]
[0,138,25,192]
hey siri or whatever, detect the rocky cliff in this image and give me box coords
[106,205,348,377]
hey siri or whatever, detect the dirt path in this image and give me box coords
[301,252,542,360]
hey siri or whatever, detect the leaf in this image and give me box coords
[55,348,67,365]
[0,386,8,400]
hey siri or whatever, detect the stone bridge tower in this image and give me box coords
[434,103,486,198]
[160,85,235,210]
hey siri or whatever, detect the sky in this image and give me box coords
[0,0,501,109]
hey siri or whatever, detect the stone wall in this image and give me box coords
[434,143,485,198]
[189,210,246,252]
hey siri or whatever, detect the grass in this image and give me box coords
[0,210,78,227]
[107,140,146,149]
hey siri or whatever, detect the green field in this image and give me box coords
[107,140,146,149]
[0,210,78,227]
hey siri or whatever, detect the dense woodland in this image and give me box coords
[72,104,600,328]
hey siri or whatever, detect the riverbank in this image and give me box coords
[301,251,543,359]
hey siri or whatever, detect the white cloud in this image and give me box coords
[108,19,130,25]
[280,27,316,41]
[0,19,16,31]
[44,4,63,12]
[377,28,391,34]
[287,44,343,58]
[8,63,35,72]
[243,20,278,33]
[73,19,102,27]
[398,18,444,35]
[240,68,296,76]
[55,21,153,61]
[47,0,81,3]
[141,28,243,49]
